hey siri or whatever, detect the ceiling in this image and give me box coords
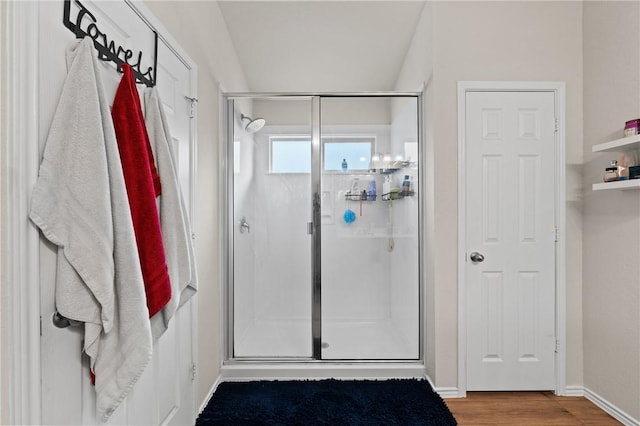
[217,1,426,92]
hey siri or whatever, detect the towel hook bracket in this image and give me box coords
[62,0,158,87]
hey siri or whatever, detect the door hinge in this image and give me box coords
[555,340,560,353]
[554,117,559,133]
[554,225,559,242]
[185,96,198,118]
[191,362,197,381]
[40,315,43,336]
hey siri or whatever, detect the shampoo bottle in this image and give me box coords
[368,179,377,200]
[382,175,391,196]
[402,175,411,195]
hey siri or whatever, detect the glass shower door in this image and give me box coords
[319,96,420,360]
[230,97,314,358]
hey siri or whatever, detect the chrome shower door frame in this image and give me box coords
[222,92,424,365]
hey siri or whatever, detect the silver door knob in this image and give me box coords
[470,252,485,263]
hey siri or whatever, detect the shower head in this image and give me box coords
[241,114,266,133]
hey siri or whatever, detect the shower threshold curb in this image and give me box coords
[220,363,427,382]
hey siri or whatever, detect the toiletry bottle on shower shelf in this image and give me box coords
[342,158,348,172]
[350,177,360,200]
[402,175,411,195]
[382,175,391,199]
[368,179,377,200]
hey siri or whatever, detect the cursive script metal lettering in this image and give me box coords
[63,0,157,86]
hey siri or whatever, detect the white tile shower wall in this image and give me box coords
[389,97,420,354]
[250,124,405,323]
[253,125,314,322]
[233,104,257,342]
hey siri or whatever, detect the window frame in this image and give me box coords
[268,134,376,174]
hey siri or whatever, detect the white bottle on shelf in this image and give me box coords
[350,177,360,198]
[382,175,391,196]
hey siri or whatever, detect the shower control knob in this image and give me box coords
[469,252,485,263]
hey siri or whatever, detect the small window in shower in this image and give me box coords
[270,138,311,173]
[270,136,374,173]
[323,137,373,171]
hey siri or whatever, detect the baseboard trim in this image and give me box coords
[198,375,223,416]
[435,387,462,398]
[583,387,639,426]
[563,385,585,397]
[419,374,462,399]
[564,385,638,426]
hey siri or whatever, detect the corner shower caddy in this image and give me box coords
[344,191,415,201]
[592,134,640,191]
[342,162,416,201]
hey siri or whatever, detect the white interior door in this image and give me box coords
[465,90,556,391]
[37,1,197,424]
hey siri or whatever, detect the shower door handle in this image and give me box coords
[307,222,314,235]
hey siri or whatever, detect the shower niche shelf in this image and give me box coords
[333,162,416,176]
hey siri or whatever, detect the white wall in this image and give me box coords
[231,100,257,344]
[396,1,584,388]
[389,98,420,347]
[143,0,250,407]
[583,2,640,420]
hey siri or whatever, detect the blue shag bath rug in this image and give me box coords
[196,378,457,425]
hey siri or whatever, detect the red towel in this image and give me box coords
[112,65,171,317]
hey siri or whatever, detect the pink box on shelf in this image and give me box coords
[624,119,640,137]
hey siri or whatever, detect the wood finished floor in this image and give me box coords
[444,392,622,425]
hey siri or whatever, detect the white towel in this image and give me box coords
[29,37,152,422]
[144,87,198,340]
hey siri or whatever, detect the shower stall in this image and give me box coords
[223,94,422,368]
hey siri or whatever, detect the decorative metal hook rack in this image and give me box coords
[63,0,158,87]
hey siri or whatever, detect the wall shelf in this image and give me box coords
[592,180,640,191]
[592,135,640,191]
[592,134,640,153]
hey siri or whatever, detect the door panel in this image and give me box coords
[466,91,556,390]
[319,96,420,360]
[38,1,196,424]
[231,98,314,358]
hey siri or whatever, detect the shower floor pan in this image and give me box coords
[233,318,418,360]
